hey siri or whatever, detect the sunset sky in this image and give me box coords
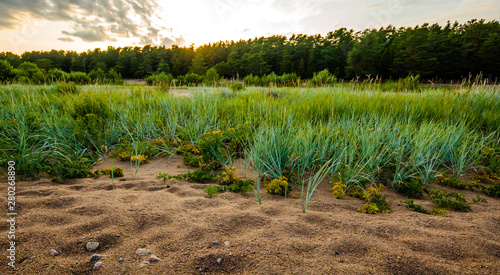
[0,0,498,54]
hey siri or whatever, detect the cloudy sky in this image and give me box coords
[0,0,498,54]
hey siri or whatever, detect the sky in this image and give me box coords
[0,0,498,54]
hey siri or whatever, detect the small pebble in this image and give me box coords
[335,251,340,255]
[93,262,103,270]
[197,257,203,262]
[137,248,152,256]
[149,255,161,262]
[115,234,120,237]
[86,242,100,252]
[213,241,220,246]
[49,249,59,256]
[77,240,82,244]
[89,254,101,262]
[118,258,124,263]
[216,258,222,264]
[224,241,229,246]
[140,261,150,267]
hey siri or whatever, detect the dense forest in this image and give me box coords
[0,19,499,84]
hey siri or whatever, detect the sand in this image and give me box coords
[1,155,499,274]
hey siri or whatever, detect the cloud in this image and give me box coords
[160,36,186,47]
[0,0,184,46]
[57,37,74,42]
[362,3,382,10]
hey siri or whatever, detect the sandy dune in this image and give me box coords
[1,156,499,274]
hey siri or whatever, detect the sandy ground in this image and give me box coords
[0,156,499,274]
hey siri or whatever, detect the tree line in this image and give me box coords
[0,19,499,84]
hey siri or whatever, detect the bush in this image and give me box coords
[227,179,254,194]
[243,74,260,86]
[0,60,16,82]
[180,72,203,85]
[356,184,390,214]
[331,181,346,199]
[204,185,222,198]
[277,73,299,86]
[401,199,450,215]
[216,166,241,185]
[102,167,124,177]
[106,69,123,84]
[145,72,173,92]
[309,69,337,86]
[204,67,220,85]
[426,188,471,212]
[52,81,80,94]
[46,68,69,83]
[437,175,479,190]
[70,92,111,149]
[45,157,94,183]
[169,169,215,183]
[230,82,245,93]
[399,74,420,91]
[394,178,424,198]
[131,154,149,164]
[481,185,500,198]
[89,68,106,83]
[266,176,291,195]
[68,72,90,84]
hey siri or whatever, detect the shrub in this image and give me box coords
[357,184,390,214]
[227,179,254,194]
[399,74,420,91]
[331,181,346,199]
[309,69,337,87]
[70,92,111,149]
[102,167,124,177]
[47,68,69,83]
[357,203,381,214]
[266,176,291,195]
[181,72,203,85]
[106,69,123,84]
[145,72,173,92]
[277,73,299,86]
[117,152,131,161]
[169,169,215,183]
[204,185,221,198]
[204,67,220,85]
[45,157,94,183]
[0,60,15,82]
[401,199,430,214]
[243,74,260,86]
[437,175,479,190]
[216,166,241,185]
[89,68,106,83]
[426,188,471,212]
[131,154,149,164]
[394,178,424,198]
[230,82,245,93]
[481,185,500,198]
[68,72,90,84]
[52,81,80,94]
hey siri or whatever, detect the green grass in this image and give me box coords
[0,83,499,209]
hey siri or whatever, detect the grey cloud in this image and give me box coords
[57,37,74,42]
[161,36,186,47]
[62,25,117,42]
[0,0,179,45]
